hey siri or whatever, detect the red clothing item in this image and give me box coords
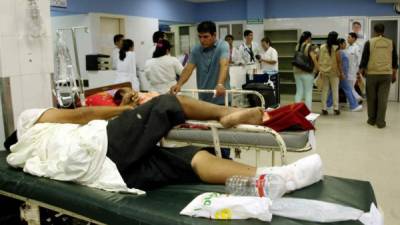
[263,103,315,132]
[85,92,117,107]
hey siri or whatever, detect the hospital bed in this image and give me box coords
[0,86,373,224]
[0,151,377,225]
[165,89,316,166]
[83,83,315,166]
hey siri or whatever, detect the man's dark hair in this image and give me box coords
[244,30,253,37]
[374,23,385,34]
[352,21,361,27]
[225,34,234,40]
[262,37,271,45]
[348,32,358,40]
[113,34,124,44]
[197,21,216,34]
[152,31,165,43]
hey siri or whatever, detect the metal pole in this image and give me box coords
[70,27,87,106]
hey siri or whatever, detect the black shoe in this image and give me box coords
[322,110,328,115]
[358,99,363,105]
[377,122,386,129]
[367,120,376,126]
[334,110,340,115]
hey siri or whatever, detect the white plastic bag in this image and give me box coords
[180,192,272,221]
[181,194,383,225]
[270,198,383,225]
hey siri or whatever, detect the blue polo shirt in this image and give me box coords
[189,40,230,104]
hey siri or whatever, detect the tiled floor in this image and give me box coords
[235,99,400,225]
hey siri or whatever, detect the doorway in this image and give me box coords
[99,17,125,56]
[369,18,399,102]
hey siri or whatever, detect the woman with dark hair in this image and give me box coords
[318,31,342,115]
[293,31,319,110]
[326,38,362,112]
[144,39,183,93]
[116,39,140,91]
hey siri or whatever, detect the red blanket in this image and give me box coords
[263,103,315,132]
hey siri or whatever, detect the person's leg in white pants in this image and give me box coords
[302,74,314,110]
[294,74,305,104]
[349,79,362,100]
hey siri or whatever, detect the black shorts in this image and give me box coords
[106,94,204,190]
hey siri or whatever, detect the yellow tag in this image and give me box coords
[215,208,232,220]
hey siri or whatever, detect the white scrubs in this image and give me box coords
[116,51,140,91]
[144,55,183,94]
[111,47,119,70]
[260,46,279,73]
[238,41,262,65]
[347,43,362,100]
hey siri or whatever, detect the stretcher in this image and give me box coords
[84,84,315,166]
[0,151,377,225]
[164,89,317,166]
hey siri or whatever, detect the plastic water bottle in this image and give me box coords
[225,174,287,200]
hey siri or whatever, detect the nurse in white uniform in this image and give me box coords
[116,39,140,91]
[144,39,183,94]
[111,34,124,70]
[347,32,363,101]
[259,37,279,74]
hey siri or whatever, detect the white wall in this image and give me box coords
[87,13,159,69]
[264,16,359,39]
[123,16,159,69]
[0,0,53,136]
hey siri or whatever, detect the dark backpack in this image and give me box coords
[4,131,17,153]
[292,44,314,72]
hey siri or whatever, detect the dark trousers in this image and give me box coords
[366,75,392,126]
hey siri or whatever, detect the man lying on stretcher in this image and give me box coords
[6,91,321,194]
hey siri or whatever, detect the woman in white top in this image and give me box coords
[144,39,183,94]
[259,37,279,73]
[116,39,140,91]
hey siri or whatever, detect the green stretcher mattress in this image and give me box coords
[0,151,376,225]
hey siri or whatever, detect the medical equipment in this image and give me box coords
[27,0,45,39]
[53,27,89,108]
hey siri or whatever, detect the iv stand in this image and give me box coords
[56,26,89,106]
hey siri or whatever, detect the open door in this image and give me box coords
[369,18,399,102]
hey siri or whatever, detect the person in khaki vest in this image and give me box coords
[319,31,344,115]
[358,23,398,128]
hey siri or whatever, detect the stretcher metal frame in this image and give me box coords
[164,89,314,166]
[0,189,106,225]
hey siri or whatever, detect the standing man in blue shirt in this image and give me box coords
[170,21,230,105]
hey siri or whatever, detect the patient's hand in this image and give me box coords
[120,91,140,108]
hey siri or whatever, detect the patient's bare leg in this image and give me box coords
[191,150,256,184]
[176,95,264,128]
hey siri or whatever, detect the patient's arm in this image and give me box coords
[37,90,139,125]
[36,106,133,125]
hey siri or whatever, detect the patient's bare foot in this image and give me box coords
[220,107,264,128]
